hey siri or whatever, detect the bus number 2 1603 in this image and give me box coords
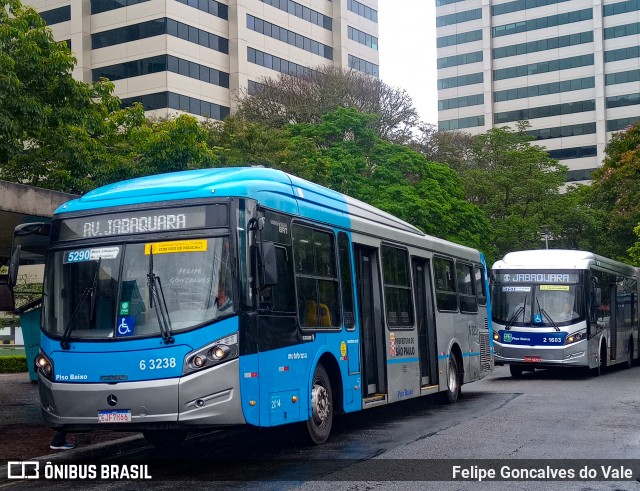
[139,358,177,370]
[543,337,563,344]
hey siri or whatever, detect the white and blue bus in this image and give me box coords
[1,168,493,445]
[491,250,640,378]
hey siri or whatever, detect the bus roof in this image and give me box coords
[492,249,638,277]
[53,167,482,261]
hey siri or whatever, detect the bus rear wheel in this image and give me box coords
[441,354,461,404]
[306,364,333,445]
[509,365,523,378]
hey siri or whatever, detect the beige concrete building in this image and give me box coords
[436,0,640,183]
[28,0,379,118]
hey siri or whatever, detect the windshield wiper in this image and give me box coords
[61,258,101,350]
[147,246,174,344]
[505,296,528,330]
[536,298,560,331]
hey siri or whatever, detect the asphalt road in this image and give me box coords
[4,363,640,490]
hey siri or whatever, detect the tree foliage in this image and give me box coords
[458,122,568,263]
[410,123,475,172]
[0,0,119,168]
[589,121,640,261]
[235,66,419,144]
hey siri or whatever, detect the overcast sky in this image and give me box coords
[378,0,438,125]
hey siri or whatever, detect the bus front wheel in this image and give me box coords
[509,365,523,378]
[306,364,333,445]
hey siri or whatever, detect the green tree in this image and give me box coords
[0,0,118,171]
[288,108,490,251]
[629,223,640,266]
[590,121,640,261]
[460,122,567,263]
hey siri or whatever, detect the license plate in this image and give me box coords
[524,356,542,363]
[98,409,131,423]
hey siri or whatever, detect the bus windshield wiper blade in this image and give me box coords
[536,298,560,331]
[147,246,174,345]
[61,258,101,350]
[505,306,524,330]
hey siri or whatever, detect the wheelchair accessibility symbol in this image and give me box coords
[117,316,135,337]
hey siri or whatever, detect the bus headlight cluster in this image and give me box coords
[565,329,586,345]
[493,331,500,342]
[184,333,239,375]
[35,351,54,380]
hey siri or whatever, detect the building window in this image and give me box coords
[247,15,333,59]
[605,69,640,86]
[604,22,640,39]
[437,51,482,69]
[437,29,482,48]
[547,146,597,160]
[492,8,592,38]
[606,93,640,109]
[492,0,572,16]
[439,93,484,111]
[493,31,593,59]
[348,54,379,77]
[247,47,313,78]
[120,92,230,120]
[348,0,378,22]
[607,116,640,132]
[436,8,482,27]
[604,0,640,17]
[493,54,594,81]
[438,72,483,90]
[605,45,640,63]
[174,0,228,20]
[92,18,229,54]
[494,77,594,102]
[260,0,332,30]
[527,122,597,140]
[439,115,484,131]
[292,225,341,329]
[348,26,378,50]
[494,100,595,123]
[567,168,596,181]
[40,5,71,25]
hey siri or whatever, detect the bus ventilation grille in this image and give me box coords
[480,331,491,372]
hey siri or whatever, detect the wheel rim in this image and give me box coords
[448,359,458,394]
[311,381,330,426]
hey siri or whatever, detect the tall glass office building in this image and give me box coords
[436,0,640,183]
[28,0,379,120]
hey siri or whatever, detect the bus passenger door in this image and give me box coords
[354,245,386,396]
[412,259,438,387]
[610,284,618,361]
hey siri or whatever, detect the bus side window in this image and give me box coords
[259,245,295,312]
[433,257,458,312]
[338,232,355,330]
[474,265,487,306]
[457,262,477,314]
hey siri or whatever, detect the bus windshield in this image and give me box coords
[492,283,585,327]
[43,237,235,340]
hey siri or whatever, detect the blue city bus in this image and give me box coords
[1,168,493,445]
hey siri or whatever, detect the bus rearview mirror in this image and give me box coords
[260,241,278,288]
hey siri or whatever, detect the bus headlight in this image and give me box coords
[35,351,54,381]
[565,329,586,345]
[184,333,239,375]
[493,331,500,342]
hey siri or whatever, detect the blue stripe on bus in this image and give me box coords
[387,358,420,364]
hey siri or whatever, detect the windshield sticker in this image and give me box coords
[64,247,120,263]
[540,285,570,291]
[117,316,135,337]
[119,302,130,316]
[502,286,531,292]
[144,240,208,255]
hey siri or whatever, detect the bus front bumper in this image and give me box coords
[38,359,246,431]
[494,341,588,368]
